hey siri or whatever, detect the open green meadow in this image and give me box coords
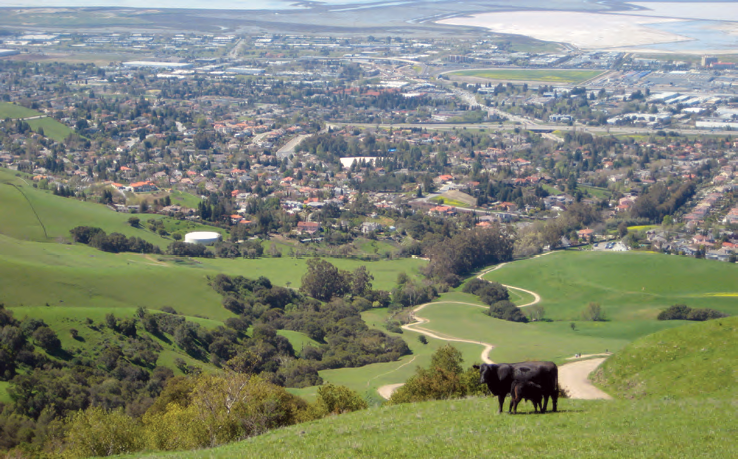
[447,69,604,84]
[0,102,41,119]
[482,251,738,320]
[415,301,685,364]
[26,117,75,142]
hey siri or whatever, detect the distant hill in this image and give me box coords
[592,316,738,399]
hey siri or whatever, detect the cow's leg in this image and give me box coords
[552,391,558,413]
[541,394,549,413]
[497,394,506,413]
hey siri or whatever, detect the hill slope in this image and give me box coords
[483,250,738,320]
[592,316,738,399]
[130,395,735,459]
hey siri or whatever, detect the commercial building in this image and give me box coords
[0,49,19,58]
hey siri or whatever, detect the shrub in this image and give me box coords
[658,304,728,321]
[313,383,368,415]
[463,278,509,305]
[389,345,478,404]
[486,300,528,323]
[63,407,143,458]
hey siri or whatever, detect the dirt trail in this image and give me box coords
[559,358,612,400]
[378,254,610,401]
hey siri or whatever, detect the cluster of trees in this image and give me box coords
[657,304,728,321]
[70,226,160,254]
[462,279,527,323]
[630,181,695,223]
[5,371,367,458]
[389,345,484,404]
[425,226,514,286]
[463,279,509,305]
[299,259,376,302]
[211,269,409,383]
[391,273,437,308]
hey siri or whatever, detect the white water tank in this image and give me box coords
[184,231,220,245]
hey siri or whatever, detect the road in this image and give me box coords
[558,358,612,400]
[332,121,736,137]
[277,134,311,160]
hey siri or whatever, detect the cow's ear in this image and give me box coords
[497,364,512,381]
[472,364,480,370]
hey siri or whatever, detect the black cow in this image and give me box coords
[510,380,543,414]
[473,361,558,413]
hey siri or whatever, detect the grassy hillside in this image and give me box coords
[593,316,738,399]
[483,251,738,320]
[0,102,40,119]
[0,235,425,319]
[26,117,75,142]
[130,395,736,459]
[0,168,169,245]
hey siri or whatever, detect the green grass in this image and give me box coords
[447,69,604,84]
[166,190,203,209]
[26,117,75,142]
[428,196,468,208]
[0,381,10,404]
[627,225,660,232]
[541,184,563,195]
[278,330,320,356]
[0,102,41,119]
[593,317,738,400]
[131,395,737,459]
[0,235,424,323]
[0,168,167,245]
[414,301,684,364]
[483,251,738,321]
[578,185,610,200]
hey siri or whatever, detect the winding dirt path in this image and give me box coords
[377,256,610,401]
[558,358,612,400]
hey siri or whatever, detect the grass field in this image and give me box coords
[415,301,685,364]
[482,251,738,320]
[0,234,426,321]
[0,168,168,245]
[578,185,610,200]
[447,69,604,84]
[429,196,469,208]
[132,394,736,459]
[593,317,738,400]
[26,117,75,142]
[0,102,41,119]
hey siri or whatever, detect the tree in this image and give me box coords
[418,335,428,345]
[350,266,374,296]
[582,302,605,321]
[299,259,350,302]
[32,326,61,352]
[128,216,140,227]
[527,305,545,321]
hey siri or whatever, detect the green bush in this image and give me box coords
[314,383,368,415]
[657,304,728,321]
